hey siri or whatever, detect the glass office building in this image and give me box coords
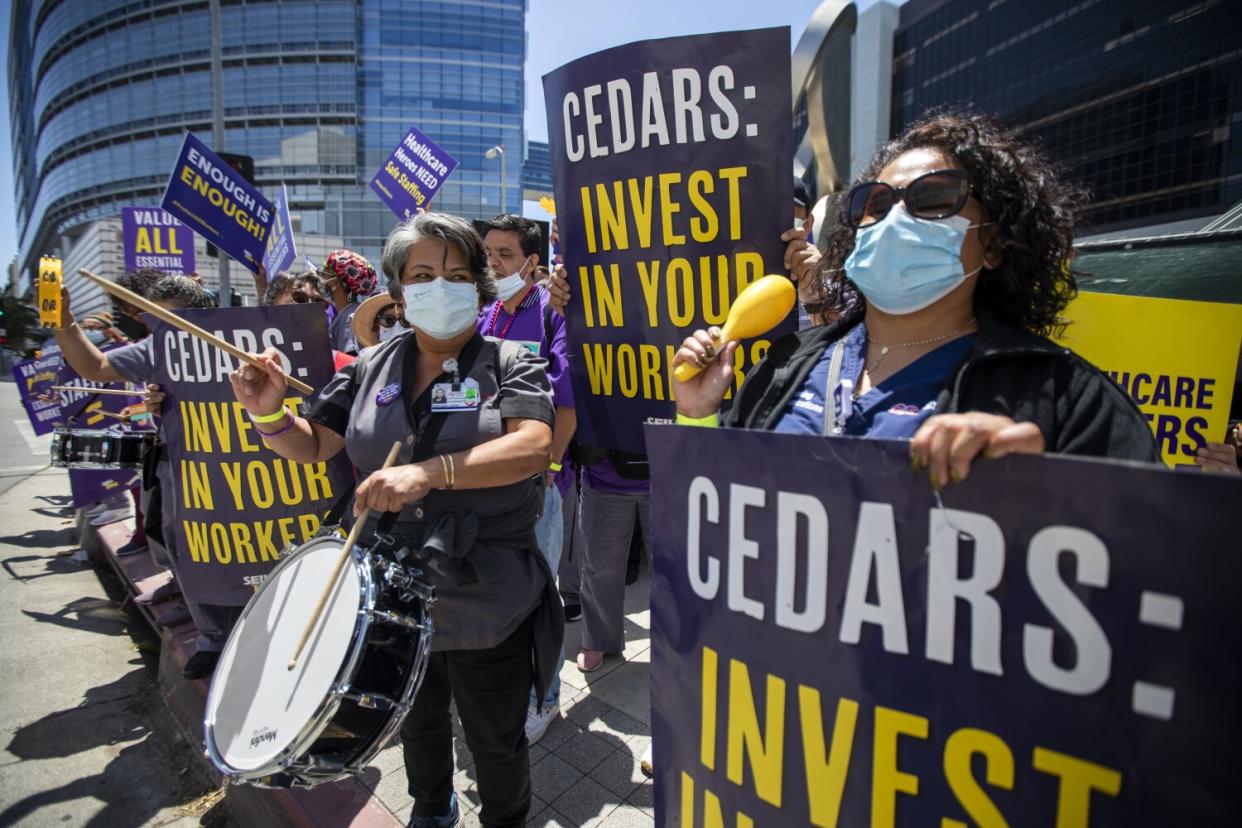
[8,0,526,291]
[890,0,1242,233]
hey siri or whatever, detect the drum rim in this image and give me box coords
[202,531,376,780]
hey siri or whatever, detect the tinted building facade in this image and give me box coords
[890,0,1242,233]
[8,0,525,292]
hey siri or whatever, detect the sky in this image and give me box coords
[0,0,840,284]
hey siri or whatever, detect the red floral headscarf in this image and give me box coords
[322,249,377,299]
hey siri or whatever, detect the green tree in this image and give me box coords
[1,291,39,352]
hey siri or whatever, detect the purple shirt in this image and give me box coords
[477,285,574,410]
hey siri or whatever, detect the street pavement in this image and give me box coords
[362,578,657,827]
[0,381,222,827]
[0,378,58,498]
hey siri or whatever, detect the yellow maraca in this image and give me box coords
[673,275,796,382]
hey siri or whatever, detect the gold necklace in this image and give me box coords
[866,318,977,372]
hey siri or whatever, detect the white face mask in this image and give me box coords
[377,321,406,343]
[494,256,532,302]
[401,279,479,340]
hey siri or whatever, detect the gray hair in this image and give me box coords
[148,275,216,309]
[381,212,497,306]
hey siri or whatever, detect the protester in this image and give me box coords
[262,270,327,307]
[543,248,654,673]
[477,213,575,743]
[320,249,379,355]
[793,177,812,238]
[229,212,560,828]
[55,275,235,679]
[672,109,1159,475]
[111,268,166,340]
[351,292,410,349]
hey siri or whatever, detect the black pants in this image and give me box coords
[402,614,534,827]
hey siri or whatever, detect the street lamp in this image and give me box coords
[485,145,506,215]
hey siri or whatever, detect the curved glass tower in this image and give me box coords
[8,0,526,291]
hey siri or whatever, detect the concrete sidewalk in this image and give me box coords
[0,468,223,827]
[360,575,656,827]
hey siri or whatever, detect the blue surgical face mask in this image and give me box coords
[845,205,987,315]
[402,279,479,340]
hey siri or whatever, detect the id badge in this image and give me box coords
[431,378,480,412]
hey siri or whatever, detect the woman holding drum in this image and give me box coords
[229,212,560,828]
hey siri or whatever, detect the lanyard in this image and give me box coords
[821,339,849,436]
[485,286,541,339]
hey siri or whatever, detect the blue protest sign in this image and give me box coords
[369,125,459,220]
[544,28,794,452]
[262,184,297,276]
[646,425,1242,826]
[161,132,275,273]
[121,207,196,275]
[12,352,63,435]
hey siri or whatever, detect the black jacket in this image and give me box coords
[722,308,1160,463]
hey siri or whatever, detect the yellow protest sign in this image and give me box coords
[37,257,62,328]
[1057,291,1242,467]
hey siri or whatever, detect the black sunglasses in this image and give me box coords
[288,290,324,304]
[846,169,973,228]
[376,314,411,330]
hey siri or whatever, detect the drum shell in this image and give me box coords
[50,427,153,470]
[203,533,432,787]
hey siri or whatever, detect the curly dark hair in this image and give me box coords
[808,108,1086,337]
[113,268,166,317]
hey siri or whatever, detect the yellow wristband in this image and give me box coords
[676,412,720,428]
[250,406,289,424]
[549,461,563,473]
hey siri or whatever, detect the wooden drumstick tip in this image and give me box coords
[76,268,316,396]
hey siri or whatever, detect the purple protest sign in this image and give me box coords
[262,184,296,277]
[369,125,459,220]
[161,132,275,274]
[152,303,352,605]
[53,346,146,507]
[646,425,1242,826]
[121,207,196,275]
[12,352,63,435]
[543,28,794,452]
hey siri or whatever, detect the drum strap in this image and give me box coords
[373,334,489,536]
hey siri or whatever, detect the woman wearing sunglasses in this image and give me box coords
[676,110,1158,482]
[352,291,412,349]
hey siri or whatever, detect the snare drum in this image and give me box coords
[50,427,155,469]
[204,532,434,787]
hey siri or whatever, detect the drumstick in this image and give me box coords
[77,268,315,396]
[50,385,140,396]
[287,440,403,671]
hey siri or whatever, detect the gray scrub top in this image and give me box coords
[329,300,360,354]
[107,336,157,385]
[307,332,555,651]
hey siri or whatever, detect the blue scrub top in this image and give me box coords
[773,322,975,439]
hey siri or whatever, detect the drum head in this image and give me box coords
[205,536,364,774]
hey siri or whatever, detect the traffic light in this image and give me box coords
[219,152,255,185]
